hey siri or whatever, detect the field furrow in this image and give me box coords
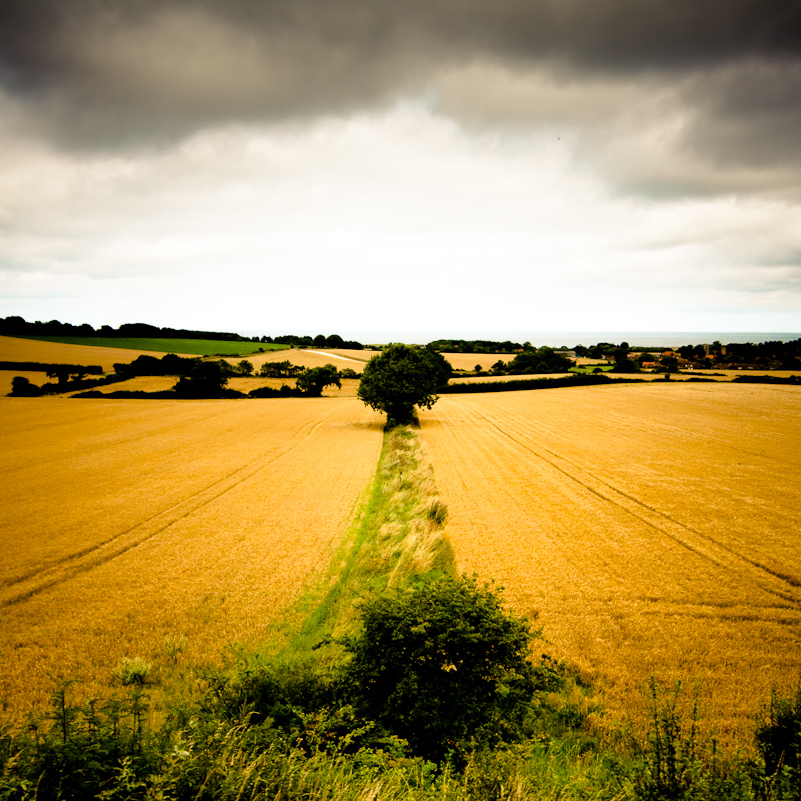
[419,383,801,744]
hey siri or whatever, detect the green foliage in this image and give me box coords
[114,352,199,376]
[632,679,753,801]
[442,373,642,394]
[504,347,573,374]
[755,682,801,792]
[113,657,152,687]
[296,364,342,396]
[357,344,448,425]
[658,355,680,374]
[13,335,281,356]
[341,575,540,761]
[173,361,230,398]
[426,338,524,354]
[258,360,305,378]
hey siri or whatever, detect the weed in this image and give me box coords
[164,635,187,663]
[113,657,151,687]
[426,499,448,526]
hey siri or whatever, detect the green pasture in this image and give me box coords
[570,363,615,373]
[15,335,287,357]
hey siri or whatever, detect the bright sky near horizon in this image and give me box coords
[1,1,800,340]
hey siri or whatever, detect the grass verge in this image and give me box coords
[264,423,454,661]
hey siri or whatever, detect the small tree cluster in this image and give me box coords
[296,364,341,396]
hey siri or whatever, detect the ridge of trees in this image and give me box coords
[427,338,527,353]
[442,374,644,394]
[485,346,574,375]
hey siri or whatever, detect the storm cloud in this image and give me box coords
[1,0,799,335]
[2,0,800,165]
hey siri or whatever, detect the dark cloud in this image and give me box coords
[683,59,801,169]
[1,0,799,171]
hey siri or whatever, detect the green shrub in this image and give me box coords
[114,657,151,687]
[342,575,541,761]
[755,683,801,793]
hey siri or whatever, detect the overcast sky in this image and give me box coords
[1,0,800,340]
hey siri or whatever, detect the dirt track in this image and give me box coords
[0,397,383,720]
[419,382,801,744]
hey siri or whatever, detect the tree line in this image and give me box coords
[0,316,251,342]
[0,316,365,349]
[9,354,355,399]
[427,338,528,353]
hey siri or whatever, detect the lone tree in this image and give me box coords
[357,343,450,425]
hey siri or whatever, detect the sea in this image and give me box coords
[504,332,801,349]
[333,331,801,348]
[241,329,801,348]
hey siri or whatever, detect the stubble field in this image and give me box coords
[418,382,801,745]
[0,395,383,721]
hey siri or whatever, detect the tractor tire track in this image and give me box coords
[448,394,801,606]
[0,410,339,608]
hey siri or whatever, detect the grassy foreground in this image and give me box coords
[0,426,798,800]
[10,335,285,357]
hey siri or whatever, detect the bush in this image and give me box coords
[342,575,540,761]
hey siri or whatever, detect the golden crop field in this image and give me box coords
[228,348,375,372]
[418,382,801,746]
[235,349,515,374]
[441,353,516,372]
[0,396,383,722]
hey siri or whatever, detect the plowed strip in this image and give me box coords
[0,397,383,721]
[418,383,801,745]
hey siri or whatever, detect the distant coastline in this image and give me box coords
[296,331,801,348]
[515,332,801,348]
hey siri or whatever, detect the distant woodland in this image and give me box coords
[0,316,364,349]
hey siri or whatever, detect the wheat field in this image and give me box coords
[418,382,801,746]
[0,396,383,721]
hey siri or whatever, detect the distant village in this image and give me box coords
[569,340,801,372]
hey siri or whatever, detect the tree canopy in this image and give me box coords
[357,343,450,425]
[173,361,230,398]
[296,364,341,396]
